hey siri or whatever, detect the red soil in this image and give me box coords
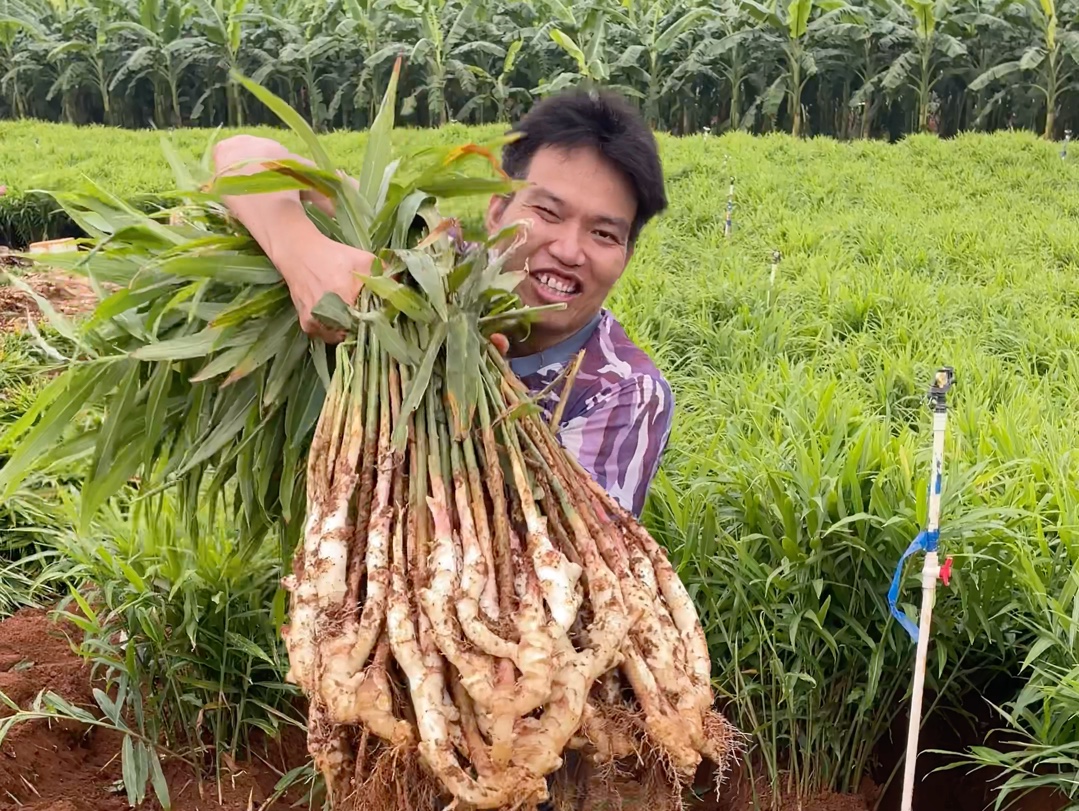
[699,759,873,811]
[0,262,100,335]
[0,609,1069,811]
[0,607,892,811]
[0,608,307,811]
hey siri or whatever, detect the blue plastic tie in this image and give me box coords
[888,527,940,644]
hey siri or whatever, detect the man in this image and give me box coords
[212,88,672,517]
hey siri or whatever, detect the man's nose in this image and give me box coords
[547,223,585,267]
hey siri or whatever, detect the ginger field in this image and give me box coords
[1,120,1079,811]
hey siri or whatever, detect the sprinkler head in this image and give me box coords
[928,367,955,411]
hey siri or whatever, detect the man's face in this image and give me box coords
[485,144,637,353]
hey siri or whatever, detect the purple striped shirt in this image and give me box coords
[508,310,675,517]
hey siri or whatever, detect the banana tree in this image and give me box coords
[457,38,532,123]
[613,0,717,128]
[328,0,407,127]
[948,0,1018,130]
[108,0,206,126]
[880,0,968,132]
[399,0,502,126]
[831,3,899,138]
[659,28,724,132]
[45,0,128,124]
[188,0,250,125]
[535,0,641,99]
[0,0,46,117]
[689,0,767,131]
[247,4,342,131]
[968,0,1079,138]
[7,31,71,120]
[742,0,851,137]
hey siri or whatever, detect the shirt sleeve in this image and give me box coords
[555,373,675,517]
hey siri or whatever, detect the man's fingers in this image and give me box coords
[490,333,510,356]
[300,313,346,345]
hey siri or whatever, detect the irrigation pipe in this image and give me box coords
[887,366,955,811]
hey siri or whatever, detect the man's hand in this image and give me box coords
[274,236,512,350]
[210,135,512,353]
[211,135,370,343]
[278,236,374,343]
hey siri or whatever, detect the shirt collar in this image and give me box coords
[508,310,604,378]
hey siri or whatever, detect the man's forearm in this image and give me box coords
[212,136,338,274]
[213,138,313,248]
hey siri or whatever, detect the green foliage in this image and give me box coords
[939,520,1079,810]
[11,492,302,809]
[613,128,1079,797]
[0,329,81,617]
[2,0,1079,142]
[4,119,1079,803]
[0,77,521,554]
[0,117,503,245]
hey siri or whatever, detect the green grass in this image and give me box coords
[3,120,1079,805]
[0,331,77,616]
[613,128,1079,801]
[0,119,506,245]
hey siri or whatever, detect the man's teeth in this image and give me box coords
[537,273,577,295]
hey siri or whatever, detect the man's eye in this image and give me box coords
[531,205,558,220]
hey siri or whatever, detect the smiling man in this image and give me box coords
[213,88,672,517]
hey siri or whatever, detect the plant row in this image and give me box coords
[3,0,1079,142]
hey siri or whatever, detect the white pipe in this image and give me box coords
[899,551,940,811]
[899,408,948,811]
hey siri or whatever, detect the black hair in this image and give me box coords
[500,87,667,245]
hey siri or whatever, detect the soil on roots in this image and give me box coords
[548,750,687,811]
[0,607,311,811]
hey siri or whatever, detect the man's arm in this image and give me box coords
[211,135,371,341]
[209,135,512,355]
[555,373,675,517]
[212,135,337,244]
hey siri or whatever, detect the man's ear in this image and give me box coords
[485,194,509,234]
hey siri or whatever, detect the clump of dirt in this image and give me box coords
[0,247,29,268]
[0,608,310,811]
[737,793,868,811]
[0,265,99,334]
